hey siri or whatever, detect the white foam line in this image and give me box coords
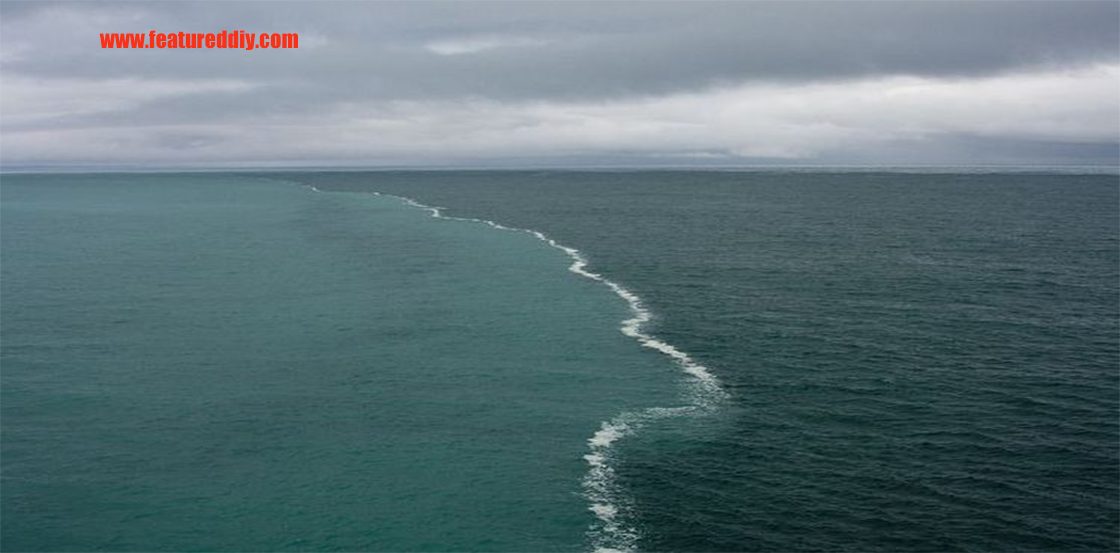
[346,188,726,552]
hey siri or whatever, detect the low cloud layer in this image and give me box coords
[2,1,1117,167]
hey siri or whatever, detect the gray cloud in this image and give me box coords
[1,1,1117,167]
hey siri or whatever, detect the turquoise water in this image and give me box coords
[3,170,1118,552]
[1,174,686,551]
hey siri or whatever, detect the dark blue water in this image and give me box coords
[292,170,1120,552]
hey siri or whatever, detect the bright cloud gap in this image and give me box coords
[2,64,1116,166]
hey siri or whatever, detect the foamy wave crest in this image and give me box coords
[360,190,726,552]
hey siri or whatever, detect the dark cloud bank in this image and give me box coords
[2,1,1117,168]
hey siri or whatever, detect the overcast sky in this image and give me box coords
[1,1,1118,168]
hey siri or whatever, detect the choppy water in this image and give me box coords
[3,170,1118,552]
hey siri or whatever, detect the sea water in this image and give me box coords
[3,170,1118,552]
[1,173,686,551]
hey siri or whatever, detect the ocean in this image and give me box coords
[2,170,1117,552]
